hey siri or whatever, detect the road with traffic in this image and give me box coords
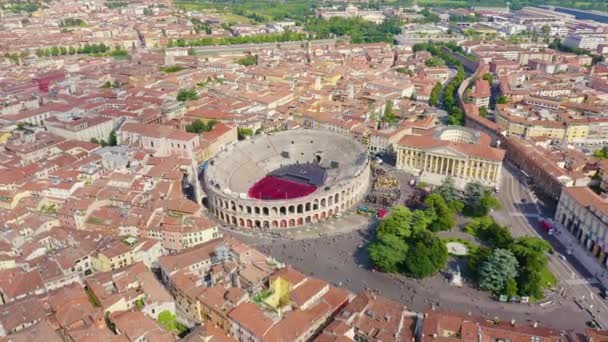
[494,162,608,329]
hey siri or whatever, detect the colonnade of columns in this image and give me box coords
[398,148,500,183]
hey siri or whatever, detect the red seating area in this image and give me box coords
[248,176,317,200]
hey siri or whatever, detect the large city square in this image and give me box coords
[3,0,608,340]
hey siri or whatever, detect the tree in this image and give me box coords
[236,55,257,66]
[434,176,463,212]
[510,237,553,298]
[479,106,488,118]
[496,95,508,104]
[425,56,445,67]
[482,73,493,84]
[424,193,455,232]
[434,176,458,203]
[377,205,414,238]
[176,88,198,102]
[481,223,513,249]
[186,119,216,133]
[411,209,432,233]
[481,192,501,214]
[382,100,398,123]
[504,277,518,297]
[593,146,608,159]
[108,131,117,146]
[396,67,413,76]
[479,248,519,294]
[368,233,408,273]
[237,127,254,140]
[186,119,206,133]
[541,25,551,36]
[402,230,448,278]
[429,82,442,107]
[467,245,492,281]
[464,181,486,217]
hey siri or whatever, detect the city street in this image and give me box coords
[494,163,608,329]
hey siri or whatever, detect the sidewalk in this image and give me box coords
[553,221,608,291]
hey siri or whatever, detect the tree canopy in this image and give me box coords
[593,146,608,159]
[368,205,447,278]
[186,119,216,133]
[496,95,508,104]
[510,237,553,298]
[377,205,415,238]
[305,17,402,44]
[464,181,500,217]
[429,82,442,107]
[368,232,409,273]
[424,193,456,232]
[403,230,448,278]
[177,88,198,102]
[236,55,257,66]
[478,248,519,294]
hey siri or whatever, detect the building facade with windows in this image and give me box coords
[555,187,608,268]
[396,126,505,189]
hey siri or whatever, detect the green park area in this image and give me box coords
[368,176,556,301]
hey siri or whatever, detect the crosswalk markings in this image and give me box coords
[563,278,599,285]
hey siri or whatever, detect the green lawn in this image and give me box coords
[442,237,479,255]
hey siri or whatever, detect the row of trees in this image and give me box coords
[413,42,469,125]
[305,17,402,44]
[3,2,40,13]
[433,177,501,218]
[60,18,86,27]
[191,18,212,34]
[186,119,217,133]
[444,66,467,125]
[90,131,117,147]
[465,216,555,299]
[34,44,128,58]
[429,82,442,107]
[166,30,307,48]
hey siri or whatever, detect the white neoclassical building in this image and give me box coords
[203,130,371,229]
[395,126,505,189]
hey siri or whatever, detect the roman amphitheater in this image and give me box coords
[203,130,371,229]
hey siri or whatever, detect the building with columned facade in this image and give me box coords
[395,126,505,189]
[554,187,608,269]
